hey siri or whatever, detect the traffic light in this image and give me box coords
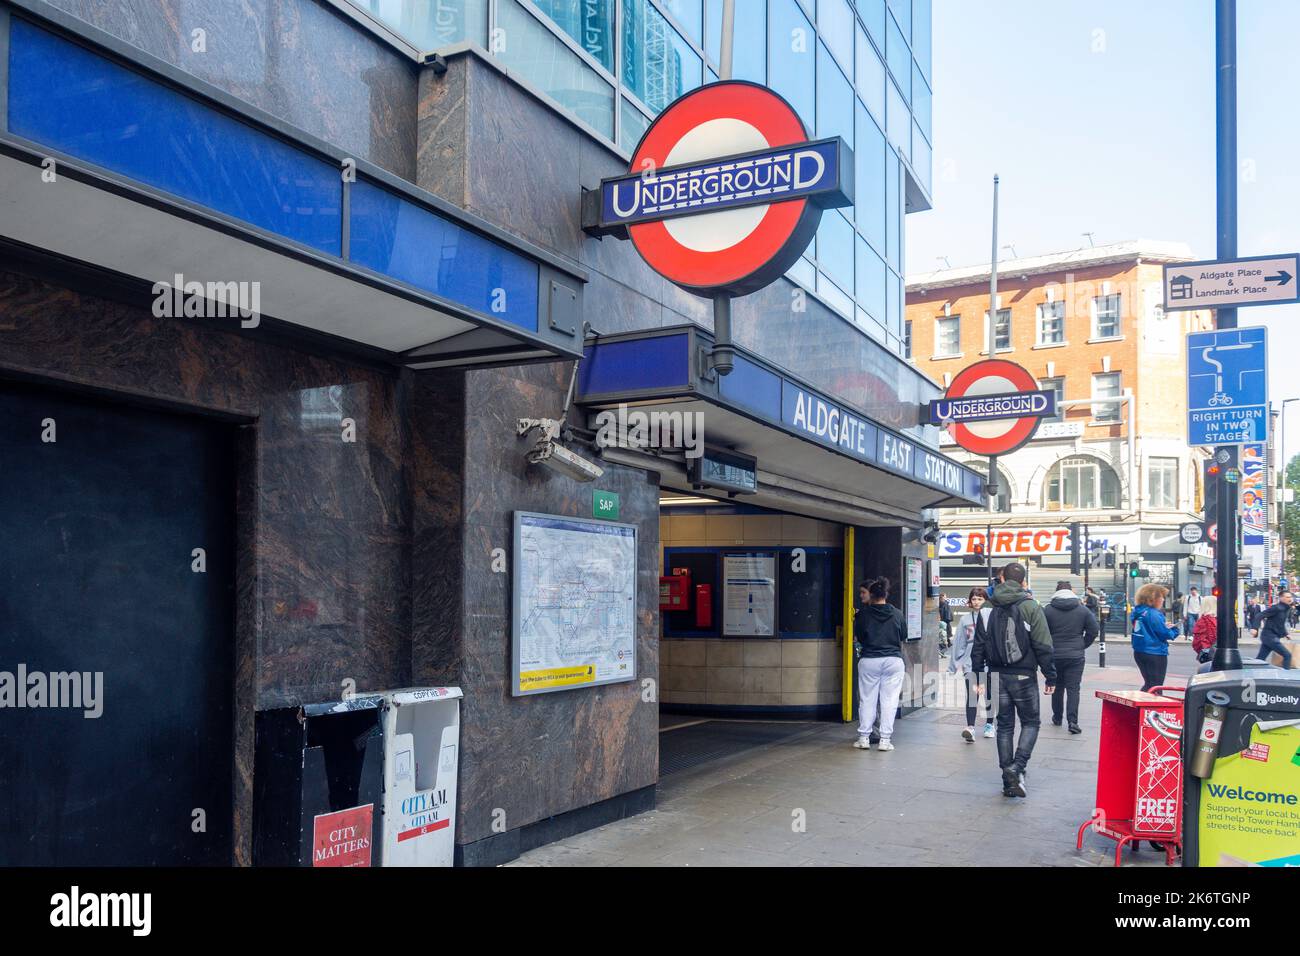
[1127,563,1149,579]
[1104,552,1115,569]
[1212,585,1222,598]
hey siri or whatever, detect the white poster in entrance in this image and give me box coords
[511,512,637,696]
[722,553,776,637]
[905,557,923,642]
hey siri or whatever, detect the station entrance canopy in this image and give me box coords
[576,326,985,525]
[0,7,583,369]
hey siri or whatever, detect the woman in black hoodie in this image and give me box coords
[853,577,909,752]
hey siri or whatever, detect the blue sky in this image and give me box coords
[907,0,1300,457]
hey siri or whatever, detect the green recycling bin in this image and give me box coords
[1181,665,1300,866]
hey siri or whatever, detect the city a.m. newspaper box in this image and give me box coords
[1181,667,1300,867]
[379,687,462,867]
[1076,687,1184,866]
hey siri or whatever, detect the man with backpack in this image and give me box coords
[972,562,1056,799]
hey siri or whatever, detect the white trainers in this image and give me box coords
[853,736,871,749]
[962,727,975,742]
[983,723,996,738]
[877,740,895,752]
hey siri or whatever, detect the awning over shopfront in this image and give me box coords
[0,5,583,367]
[576,326,985,525]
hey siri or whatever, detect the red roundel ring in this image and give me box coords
[626,82,820,296]
[944,360,1043,456]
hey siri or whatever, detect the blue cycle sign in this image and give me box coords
[1186,327,1268,446]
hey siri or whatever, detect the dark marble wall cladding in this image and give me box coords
[446,361,661,846]
[419,52,937,436]
[42,0,419,179]
[0,268,413,711]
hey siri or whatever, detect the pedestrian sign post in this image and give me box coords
[1164,254,1300,311]
[1185,327,1268,446]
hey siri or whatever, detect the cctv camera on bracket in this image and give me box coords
[517,417,604,483]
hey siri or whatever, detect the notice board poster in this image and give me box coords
[512,512,637,696]
[905,557,923,642]
[723,553,775,637]
[312,804,374,867]
[1198,722,1300,866]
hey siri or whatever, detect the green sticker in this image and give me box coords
[593,490,620,520]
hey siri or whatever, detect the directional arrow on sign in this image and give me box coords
[1265,270,1291,285]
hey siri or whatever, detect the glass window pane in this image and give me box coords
[913,0,932,79]
[768,0,816,129]
[817,271,854,318]
[661,0,703,44]
[886,150,900,269]
[855,235,887,325]
[886,9,910,96]
[889,0,911,40]
[912,64,931,140]
[860,0,886,50]
[855,103,886,250]
[620,97,651,152]
[910,122,931,194]
[817,0,854,74]
[530,0,615,71]
[357,0,488,49]
[817,209,854,293]
[623,0,703,114]
[499,1,614,137]
[888,269,903,337]
[887,79,908,157]
[855,25,885,126]
[816,42,853,143]
[787,254,816,288]
[705,0,766,81]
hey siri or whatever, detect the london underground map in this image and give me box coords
[511,512,637,696]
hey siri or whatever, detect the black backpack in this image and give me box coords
[977,600,1032,668]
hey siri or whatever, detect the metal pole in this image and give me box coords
[986,175,1000,526]
[719,0,736,81]
[1212,0,1241,671]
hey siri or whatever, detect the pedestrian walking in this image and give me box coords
[1183,587,1204,641]
[972,562,1056,799]
[938,592,953,654]
[1245,596,1263,639]
[950,587,995,743]
[1191,609,1217,665]
[852,577,908,751]
[1257,590,1295,669]
[1131,583,1178,691]
[1043,580,1099,735]
[1171,591,1185,636]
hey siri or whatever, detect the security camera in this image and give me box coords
[517,417,604,482]
[921,520,941,545]
[527,436,604,482]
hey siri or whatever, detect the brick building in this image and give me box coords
[905,240,1216,604]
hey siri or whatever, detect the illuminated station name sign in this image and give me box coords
[598,138,846,229]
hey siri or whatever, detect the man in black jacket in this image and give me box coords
[1257,591,1294,669]
[1043,581,1099,734]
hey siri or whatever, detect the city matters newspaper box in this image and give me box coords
[1182,667,1300,867]
[252,696,384,867]
[379,687,462,867]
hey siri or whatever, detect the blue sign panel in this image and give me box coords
[877,431,916,478]
[914,447,967,498]
[781,382,877,464]
[1187,328,1268,446]
[600,138,846,228]
[929,390,1056,425]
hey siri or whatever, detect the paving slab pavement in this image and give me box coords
[510,644,1206,867]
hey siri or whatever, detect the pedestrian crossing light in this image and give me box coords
[1127,563,1149,579]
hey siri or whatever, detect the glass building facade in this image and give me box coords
[351,0,932,357]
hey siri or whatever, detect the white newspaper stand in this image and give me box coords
[379,687,462,866]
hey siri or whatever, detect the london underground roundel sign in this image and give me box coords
[934,360,1053,456]
[585,82,853,297]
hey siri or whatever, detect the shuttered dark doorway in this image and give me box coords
[0,381,236,865]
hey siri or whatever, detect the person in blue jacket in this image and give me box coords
[1131,583,1178,691]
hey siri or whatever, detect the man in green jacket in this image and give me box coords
[972,562,1056,798]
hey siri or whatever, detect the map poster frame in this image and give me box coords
[721,551,777,638]
[511,510,638,697]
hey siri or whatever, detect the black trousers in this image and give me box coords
[1257,633,1293,668]
[996,673,1041,773]
[1133,651,1167,692]
[1051,657,1085,724]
